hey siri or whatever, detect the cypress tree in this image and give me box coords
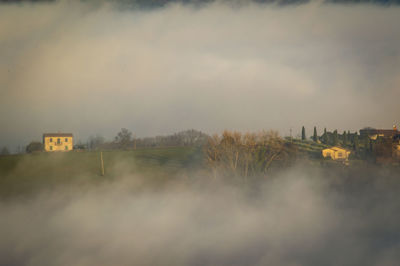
[302,126,306,141]
[313,127,318,142]
[333,130,338,146]
[354,133,359,152]
[347,130,351,145]
[323,128,328,144]
[343,131,347,146]
[364,137,371,153]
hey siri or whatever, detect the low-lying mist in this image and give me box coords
[1,165,400,266]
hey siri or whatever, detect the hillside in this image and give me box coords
[0,147,203,198]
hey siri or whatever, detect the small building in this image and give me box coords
[360,126,398,140]
[322,146,351,160]
[43,133,73,152]
[394,144,400,160]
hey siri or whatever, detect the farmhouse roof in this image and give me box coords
[324,146,350,152]
[359,128,398,137]
[43,133,73,137]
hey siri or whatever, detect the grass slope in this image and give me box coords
[0,146,203,198]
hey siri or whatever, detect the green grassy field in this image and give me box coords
[2,143,398,199]
[0,147,204,198]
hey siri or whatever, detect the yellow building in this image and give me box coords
[43,133,73,152]
[322,146,351,160]
[394,145,400,160]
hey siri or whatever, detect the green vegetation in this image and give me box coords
[0,147,203,198]
[290,138,330,159]
[364,137,371,153]
[353,133,359,152]
[2,129,399,199]
[323,128,328,144]
[26,141,43,153]
[333,130,338,146]
[313,126,318,142]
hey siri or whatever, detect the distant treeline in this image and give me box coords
[302,126,374,149]
[87,129,209,150]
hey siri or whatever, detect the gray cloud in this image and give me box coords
[1,1,400,149]
[1,166,400,265]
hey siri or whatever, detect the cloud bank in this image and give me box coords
[1,1,400,149]
[1,167,400,266]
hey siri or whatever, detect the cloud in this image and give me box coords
[1,1,400,149]
[1,166,400,265]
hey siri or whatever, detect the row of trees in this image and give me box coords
[88,129,209,150]
[301,126,366,150]
[1,142,45,154]
[205,130,297,180]
[1,144,43,155]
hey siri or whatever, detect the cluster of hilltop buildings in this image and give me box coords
[359,126,400,140]
[322,125,400,162]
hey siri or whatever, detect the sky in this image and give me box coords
[1,0,400,150]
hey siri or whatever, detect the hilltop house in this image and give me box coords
[43,133,73,152]
[322,146,351,161]
[360,126,398,140]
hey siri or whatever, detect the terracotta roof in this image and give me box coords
[43,133,73,137]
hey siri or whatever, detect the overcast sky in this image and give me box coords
[1,0,400,150]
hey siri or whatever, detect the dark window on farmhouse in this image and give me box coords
[57,138,61,144]
[338,152,343,157]
[65,138,68,142]
[50,138,53,142]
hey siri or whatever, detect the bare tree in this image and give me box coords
[205,134,221,179]
[115,128,132,149]
[205,130,296,180]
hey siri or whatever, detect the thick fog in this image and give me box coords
[1,1,400,149]
[1,166,400,266]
